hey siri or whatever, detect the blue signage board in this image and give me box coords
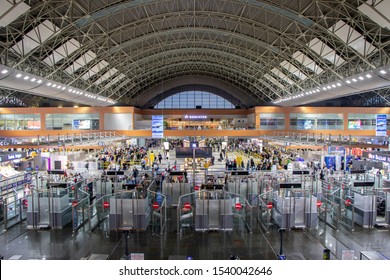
[152,115,164,138]
[376,114,387,136]
[328,146,345,155]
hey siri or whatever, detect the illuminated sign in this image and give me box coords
[0,152,27,163]
[184,115,207,119]
[363,151,390,163]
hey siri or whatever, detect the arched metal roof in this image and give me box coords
[0,0,389,107]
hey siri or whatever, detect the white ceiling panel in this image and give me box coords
[104,73,126,89]
[358,0,390,30]
[0,0,30,27]
[43,39,81,66]
[329,20,377,56]
[64,50,97,74]
[11,20,60,55]
[94,68,119,85]
[270,68,294,85]
[263,74,285,89]
[292,51,323,74]
[81,60,109,80]
[308,38,345,66]
[280,60,307,80]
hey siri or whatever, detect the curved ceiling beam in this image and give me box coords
[133,75,259,108]
[113,61,273,104]
[73,0,315,29]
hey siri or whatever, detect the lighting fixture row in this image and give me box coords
[273,67,390,104]
[0,67,116,105]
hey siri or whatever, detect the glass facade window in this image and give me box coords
[260,113,285,130]
[0,114,41,130]
[46,113,99,130]
[290,113,343,130]
[348,114,376,130]
[155,91,235,109]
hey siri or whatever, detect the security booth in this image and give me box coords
[109,182,151,231]
[194,184,233,231]
[162,170,191,206]
[95,170,127,198]
[226,170,259,206]
[271,182,318,229]
[27,182,71,229]
[373,183,390,227]
[351,181,377,228]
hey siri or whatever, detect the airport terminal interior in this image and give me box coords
[1,0,390,260]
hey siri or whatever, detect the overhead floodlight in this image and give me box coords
[380,70,387,74]
[352,78,357,82]
[358,76,364,80]
[16,73,22,78]
[1,69,8,74]
[23,76,29,80]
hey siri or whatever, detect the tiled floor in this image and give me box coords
[1,207,389,260]
[1,152,389,260]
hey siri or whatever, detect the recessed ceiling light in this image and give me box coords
[366,74,372,78]
[1,69,8,74]
[332,84,336,88]
[37,80,42,84]
[61,86,66,90]
[358,76,364,80]
[23,76,29,80]
[31,77,36,82]
[346,80,351,84]
[380,70,386,74]
[336,83,341,87]
[327,85,331,89]
[52,84,57,88]
[352,78,357,82]
[47,82,52,86]
[57,85,61,89]
[16,73,22,78]
[322,87,327,90]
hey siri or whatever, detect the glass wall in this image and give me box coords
[0,114,41,130]
[259,113,285,130]
[46,114,99,130]
[155,91,235,109]
[290,113,343,130]
[347,114,376,130]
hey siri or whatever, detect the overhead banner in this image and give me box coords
[152,115,164,138]
[376,114,387,136]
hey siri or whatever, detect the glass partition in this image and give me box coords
[290,113,343,130]
[0,114,41,130]
[348,114,376,130]
[45,113,99,130]
[260,113,285,130]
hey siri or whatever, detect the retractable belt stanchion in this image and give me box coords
[277,228,287,260]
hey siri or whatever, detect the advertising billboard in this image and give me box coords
[376,114,387,136]
[152,115,164,138]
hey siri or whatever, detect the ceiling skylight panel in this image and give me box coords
[43,39,81,66]
[329,20,377,56]
[307,38,345,66]
[292,51,323,74]
[11,20,60,55]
